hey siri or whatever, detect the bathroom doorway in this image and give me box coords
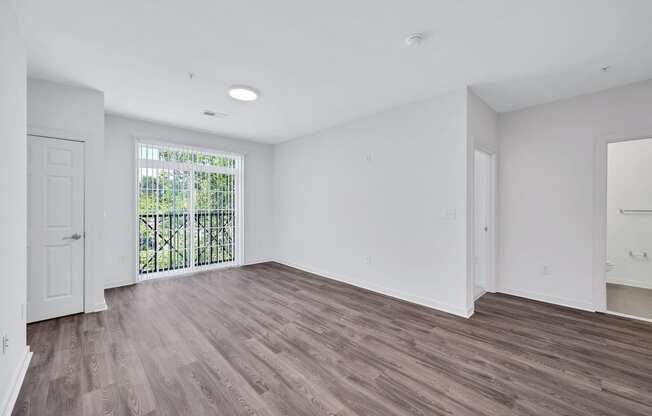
[606,138,652,321]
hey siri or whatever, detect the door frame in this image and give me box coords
[593,131,652,312]
[27,127,89,314]
[473,146,497,295]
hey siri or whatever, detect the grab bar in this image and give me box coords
[620,209,652,214]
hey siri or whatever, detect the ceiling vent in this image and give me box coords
[203,110,228,118]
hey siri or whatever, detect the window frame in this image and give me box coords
[133,138,244,281]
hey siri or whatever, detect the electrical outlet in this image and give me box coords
[2,333,8,354]
[542,265,551,276]
[444,208,457,220]
[364,256,372,265]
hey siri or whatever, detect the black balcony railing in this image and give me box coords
[139,211,235,275]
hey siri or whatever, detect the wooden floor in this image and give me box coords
[13,262,652,416]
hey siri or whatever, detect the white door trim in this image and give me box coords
[0,347,32,416]
[27,127,93,314]
[593,131,652,312]
[474,146,497,295]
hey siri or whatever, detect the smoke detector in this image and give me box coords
[405,33,425,47]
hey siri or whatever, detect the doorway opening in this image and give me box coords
[474,148,496,301]
[606,138,652,321]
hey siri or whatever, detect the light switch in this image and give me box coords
[444,208,457,220]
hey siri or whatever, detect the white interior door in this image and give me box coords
[27,135,84,322]
[474,149,493,299]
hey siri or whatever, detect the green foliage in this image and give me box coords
[140,146,235,168]
[138,169,234,214]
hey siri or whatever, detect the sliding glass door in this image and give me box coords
[194,170,237,266]
[136,142,242,279]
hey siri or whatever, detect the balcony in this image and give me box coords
[138,211,235,276]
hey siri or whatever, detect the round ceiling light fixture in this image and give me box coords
[228,85,260,102]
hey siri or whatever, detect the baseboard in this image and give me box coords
[90,299,107,313]
[274,259,473,318]
[605,310,652,324]
[105,279,135,289]
[244,258,275,266]
[1,346,32,416]
[606,278,652,290]
[497,287,595,312]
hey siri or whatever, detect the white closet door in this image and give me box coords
[27,136,84,322]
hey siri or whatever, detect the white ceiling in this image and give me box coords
[17,0,652,143]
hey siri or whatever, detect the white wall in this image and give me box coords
[468,90,499,154]
[27,79,106,312]
[104,115,274,288]
[0,0,28,412]
[607,138,652,289]
[273,89,473,317]
[498,79,652,311]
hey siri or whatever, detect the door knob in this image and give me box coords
[63,233,82,240]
